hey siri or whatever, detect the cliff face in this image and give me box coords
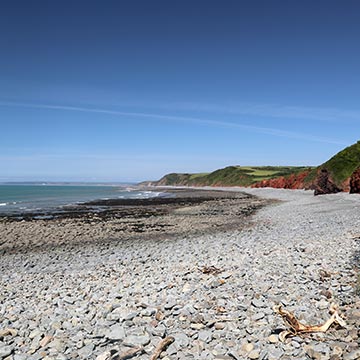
[148,141,360,195]
[254,141,360,195]
[251,170,311,189]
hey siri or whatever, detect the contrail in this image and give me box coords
[0,100,347,145]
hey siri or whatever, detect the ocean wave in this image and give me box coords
[135,191,162,198]
[0,203,7,206]
[124,187,136,192]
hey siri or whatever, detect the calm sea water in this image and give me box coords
[0,184,161,215]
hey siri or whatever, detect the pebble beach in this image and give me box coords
[0,188,359,360]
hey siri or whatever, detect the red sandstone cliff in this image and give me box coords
[251,170,311,189]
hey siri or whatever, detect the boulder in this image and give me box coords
[312,169,342,195]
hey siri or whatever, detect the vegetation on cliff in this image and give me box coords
[149,141,360,194]
[306,141,360,189]
[152,166,312,187]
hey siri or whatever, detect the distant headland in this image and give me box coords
[145,141,360,195]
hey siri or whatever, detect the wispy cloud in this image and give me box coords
[0,100,348,145]
[158,101,360,123]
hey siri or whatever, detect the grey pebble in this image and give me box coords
[106,324,126,341]
[0,346,13,359]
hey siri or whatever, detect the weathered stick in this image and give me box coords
[150,336,175,360]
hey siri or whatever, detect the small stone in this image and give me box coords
[241,342,254,353]
[319,289,333,299]
[141,308,156,317]
[173,332,190,347]
[77,343,95,358]
[252,312,265,321]
[317,299,329,310]
[332,346,343,357]
[182,283,192,293]
[48,338,65,353]
[124,312,138,321]
[123,333,150,347]
[63,296,75,304]
[191,323,205,330]
[344,349,360,360]
[29,329,42,339]
[106,324,126,341]
[268,347,284,359]
[198,330,212,343]
[0,329,17,338]
[306,347,322,360]
[268,334,278,343]
[164,298,177,310]
[150,324,166,338]
[248,350,260,359]
[340,285,353,292]
[348,309,360,320]
[0,346,13,358]
[96,350,111,360]
[40,335,53,347]
[251,299,265,308]
[290,340,301,348]
[13,355,27,360]
[214,322,226,330]
[220,272,232,279]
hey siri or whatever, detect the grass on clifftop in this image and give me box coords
[155,165,311,187]
[303,140,360,187]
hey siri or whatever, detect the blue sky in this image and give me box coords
[1,0,359,182]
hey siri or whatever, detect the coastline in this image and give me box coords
[0,188,268,253]
[0,187,359,359]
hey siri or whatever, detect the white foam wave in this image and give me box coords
[0,203,7,206]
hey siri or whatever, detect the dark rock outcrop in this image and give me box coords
[350,167,360,193]
[312,169,342,195]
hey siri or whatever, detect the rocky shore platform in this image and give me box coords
[0,188,359,360]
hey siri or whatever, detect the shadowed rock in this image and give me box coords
[312,169,342,195]
[350,167,360,194]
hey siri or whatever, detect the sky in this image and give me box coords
[1,0,360,182]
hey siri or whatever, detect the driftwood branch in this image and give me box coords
[273,303,346,342]
[150,336,175,360]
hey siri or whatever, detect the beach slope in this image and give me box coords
[0,188,359,359]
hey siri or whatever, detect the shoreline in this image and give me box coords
[0,187,258,221]
[0,188,269,254]
[0,188,359,359]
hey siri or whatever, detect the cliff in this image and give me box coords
[148,141,360,195]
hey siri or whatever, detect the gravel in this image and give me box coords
[0,187,359,359]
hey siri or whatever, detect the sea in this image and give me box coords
[0,184,162,215]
